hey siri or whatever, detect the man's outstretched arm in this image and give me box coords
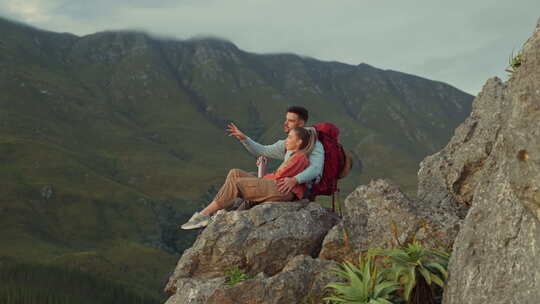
[241,137,286,160]
[227,122,286,160]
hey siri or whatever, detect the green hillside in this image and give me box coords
[0,17,473,302]
[0,256,161,303]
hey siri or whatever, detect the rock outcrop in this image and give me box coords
[416,19,540,304]
[437,19,540,304]
[164,202,340,304]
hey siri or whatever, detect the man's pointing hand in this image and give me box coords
[226,122,246,141]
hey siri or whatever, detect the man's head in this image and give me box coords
[283,106,309,133]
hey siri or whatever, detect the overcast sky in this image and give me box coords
[1,0,539,95]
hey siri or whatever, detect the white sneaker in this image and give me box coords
[179,212,211,230]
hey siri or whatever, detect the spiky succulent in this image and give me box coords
[324,254,400,304]
[375,242,449,301]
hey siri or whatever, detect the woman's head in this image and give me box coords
[285,127,311,152]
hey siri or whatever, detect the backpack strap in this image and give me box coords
[337,188,342,218]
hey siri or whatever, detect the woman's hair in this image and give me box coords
[291,126,317,155]
[292,127,310,150]
[275,127,317,173]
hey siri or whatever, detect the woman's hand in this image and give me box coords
[257,156,267,177]
[226,122,246,141]
[256,156,267,167]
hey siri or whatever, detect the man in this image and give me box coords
[227,106,325,196]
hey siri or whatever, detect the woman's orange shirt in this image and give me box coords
[263,153,309,199]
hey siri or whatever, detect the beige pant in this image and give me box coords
[213,169,295,209]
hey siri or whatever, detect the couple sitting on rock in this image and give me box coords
[180,106,325,230]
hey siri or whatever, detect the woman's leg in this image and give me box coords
[236,177,295,203]
[201,177,293,216]
[201,169,254,215]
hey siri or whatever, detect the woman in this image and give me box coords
[180,127,316,230]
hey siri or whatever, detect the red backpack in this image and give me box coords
[308,123,353,210]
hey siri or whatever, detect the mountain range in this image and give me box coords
[0,17,473,302]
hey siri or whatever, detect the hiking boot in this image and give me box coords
[179,212,211,230]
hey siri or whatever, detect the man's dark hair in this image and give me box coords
[287,106,309,122]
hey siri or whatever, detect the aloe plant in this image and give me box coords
[375,242,449,304]
[324,254,400,304]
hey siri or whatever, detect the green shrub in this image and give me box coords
[223,265,252,286]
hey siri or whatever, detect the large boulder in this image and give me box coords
[319,179,456,262]
[420,18,540,304]
[164,201,339,304]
